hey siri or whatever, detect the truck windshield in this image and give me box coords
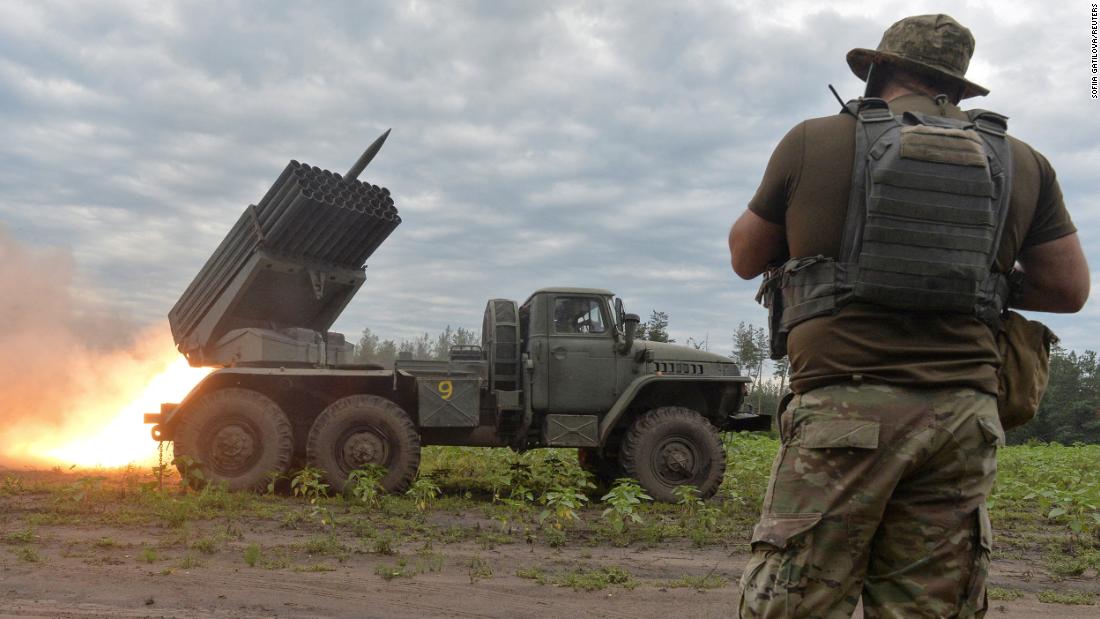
[554,297,606,334]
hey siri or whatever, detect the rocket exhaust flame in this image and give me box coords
[0,228,208,468]
[14,347,209,468]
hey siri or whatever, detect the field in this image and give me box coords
[2,435,1099,618]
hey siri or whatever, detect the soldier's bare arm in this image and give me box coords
[1014,232,1090,312]
[728,209,786,279]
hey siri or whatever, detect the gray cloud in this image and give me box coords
[0,0,1096,357]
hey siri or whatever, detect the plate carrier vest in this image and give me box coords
[759,98,1014,359]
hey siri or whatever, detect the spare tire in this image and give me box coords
[482,298,521,392]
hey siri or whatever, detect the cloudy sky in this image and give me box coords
[1,0,1097,356]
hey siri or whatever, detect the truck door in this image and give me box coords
[547,295,618,413]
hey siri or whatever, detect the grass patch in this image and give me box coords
[4,527,35,544]
[243,543,261,567]
[189,535,221,555]
[15,546,40,563]
[375,558,414,580]
[516,566,550,584]
[2,438,1100,591]
[556,566,637,592]
[468,555,493,583]
[93,537,118,548]
[301,535,348,560]
[373,552,444,580]
[1038,589,1095,605]
[367,533,399,556]
[176,553,202,569]
[987,586,1023,601]
[518,565,637,591]
[293,563,336,572]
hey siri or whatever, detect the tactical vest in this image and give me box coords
[759,98,1014,359]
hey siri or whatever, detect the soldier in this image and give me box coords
[728,14,1089,618]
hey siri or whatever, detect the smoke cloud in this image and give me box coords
[0,226,179,467]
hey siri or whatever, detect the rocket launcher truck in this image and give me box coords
[146,132,768,502]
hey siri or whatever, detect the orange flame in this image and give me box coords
[0,231,211,469]
[45,356,210,467]
[1,329,209,468]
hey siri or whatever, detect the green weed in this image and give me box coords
[55,476,106,506]
[601,478,651,537]
[243,543,261,567]
[302,534,348,560]
[368,533,399,556]
[189,535,221,555]
[4,527,35,545]
[516,566,551,584]
[406,477,441,512]
[375,558,412,580]
[15,546,40,563]
[468,555,493,583]
[1038,589,1095,605]
[1,475,24,496]
[347,464,387,508]
[665,573,727,590]
[290,467,329,503]
[294,563,336,572]
[172,456,205,490]
[93,537,118,548]
[555,566,638,592]
[539,486,588,530]
[987,586,1023,601]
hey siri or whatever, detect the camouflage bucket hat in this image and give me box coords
[846,14,989,99]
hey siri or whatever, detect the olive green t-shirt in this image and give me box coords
[747,94,1076,395]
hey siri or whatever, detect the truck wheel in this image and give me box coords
[577,447,624,493]
[619,407,726,503]
[173,388,294,491]
[306,395,420,494]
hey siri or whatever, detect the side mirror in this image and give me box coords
[620,313,640,354]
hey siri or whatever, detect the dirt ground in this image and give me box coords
[2,470,1097,618]
[2,537,1097,618]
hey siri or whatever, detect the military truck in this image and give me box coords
[145,134,766,502]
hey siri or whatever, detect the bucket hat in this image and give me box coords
[846,14,988,99]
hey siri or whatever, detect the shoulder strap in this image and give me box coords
[839,98,897,263]
[966,109,1010,136]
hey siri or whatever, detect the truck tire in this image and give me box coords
[306,394,420,494]
[173,388,293,491]
[577,447,625,493]
[619,407,726,503]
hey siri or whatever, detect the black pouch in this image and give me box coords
[756,266,787,359]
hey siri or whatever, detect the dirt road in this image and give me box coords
[2,523,1096,618]
[2,465,1096,618]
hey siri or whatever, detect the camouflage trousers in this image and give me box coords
[738,382,1004,618]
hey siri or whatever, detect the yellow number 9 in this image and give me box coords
[438,380,453,400]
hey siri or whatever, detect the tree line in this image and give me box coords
[1007,346,1100,445]
[353,314,1099,444]
[354,325,478,366]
